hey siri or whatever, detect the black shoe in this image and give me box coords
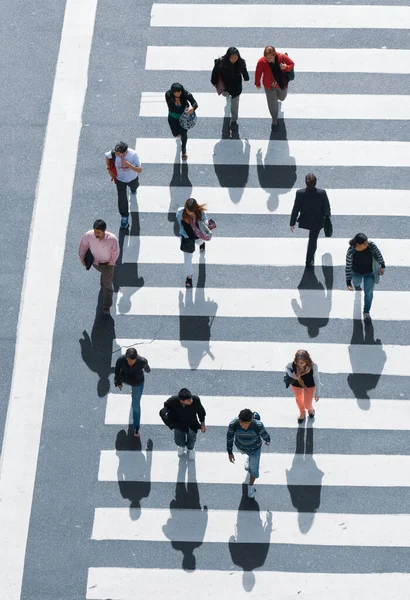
[199,242,205,253]
[308,409,315,419]
[305,260,314,268]
[271,123,278,131]
[185,276,193,288]
[230,120,238,129]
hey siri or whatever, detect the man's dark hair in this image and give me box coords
[178,388,192,401]
[305,173,317,190]
[238,408,253,422]
[125,348,138,360]
[114,141,128,153]
[93,219,107,231]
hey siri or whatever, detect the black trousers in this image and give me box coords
[168,116,188,152]
[306,228,321,264]
[115,176,139,217]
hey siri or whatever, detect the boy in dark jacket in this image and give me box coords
[165,388,206,460]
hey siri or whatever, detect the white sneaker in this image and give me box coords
[244,456,249,471]
[247,485,256,499]
[188,448,196,460]
[177,447,185,457]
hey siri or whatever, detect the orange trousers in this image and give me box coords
[291,385,315,413]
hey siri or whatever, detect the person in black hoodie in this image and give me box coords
[211,47,249,129]
[165,83,198,161]
[165,388,206,460]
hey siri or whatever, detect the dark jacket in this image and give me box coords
[114,355,151,387]
[290,188,331,230]
[164,395,206,432]
[165,88,198,116]
[211,56,249,98]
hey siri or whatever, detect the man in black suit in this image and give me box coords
[290,173,331,267]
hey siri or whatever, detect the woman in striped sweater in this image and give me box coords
[345,233,385,322]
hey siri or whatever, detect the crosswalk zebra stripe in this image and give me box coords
[150,4,410,29]
[135,138,410,167]
[99,450,410,486]
[140,92,410,121]
[146,47,410,74]
[105,394,410,431]
[135,187,410,217]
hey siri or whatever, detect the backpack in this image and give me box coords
[159,405,175,430]
[232,412,261,433]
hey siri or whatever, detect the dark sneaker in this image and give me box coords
[230,120,238,129]
[103,307,110,316]
[120,217,129,229]
[185,276,193,288]
[199,243,205,253]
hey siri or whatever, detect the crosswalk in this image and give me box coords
[87,1,410,598]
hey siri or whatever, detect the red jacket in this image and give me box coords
[254,53,295,90]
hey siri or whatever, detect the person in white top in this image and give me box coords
[105,141,142,229]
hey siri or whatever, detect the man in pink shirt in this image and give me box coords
[78,219,120,315]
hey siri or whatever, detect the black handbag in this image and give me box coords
[284,374,294,388]
[180,236,195,253]
[324,215,333,238]
[84,248,94,270]
[159,406,175,430]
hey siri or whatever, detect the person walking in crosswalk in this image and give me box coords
[346,233,385,322]
[105,141,142,229]
[211,46,249,130]
[114,347,151,438]
[165,83,198,161]
[164,388,206,460]
[254,46,294,131]
[176,198,212,288]
[227,409,271,499]
[290,173,331,267]
[285,350,320,424]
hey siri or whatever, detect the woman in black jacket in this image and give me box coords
[211,47,249,129]
[165,83,198,161]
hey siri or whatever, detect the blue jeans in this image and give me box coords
[174,428,197,450]
[131,383,144,430]
[352,271,374,313]
[240,447,262,479]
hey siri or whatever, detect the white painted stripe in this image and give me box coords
[0,2,97,599]
[140,92,410,121]
[99,450,410,487]
[136,186,410,217]
[115,287,410,321]
[86,568,410,600]
[114,338,405,376]
[146,47,410,74]
[121,236,410,267]
[151,4,410,29]
[92,507,410,546]
[136,138,410,167]
[105,394,410,431]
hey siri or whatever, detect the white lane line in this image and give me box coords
[151,4,410,29]
[105,394,410,431]
[140,92,410,120]
[0,1,98,598]
[120,236,410,266]
[136,138,410,167]
[99,450,410,487]
[146,47,410,74]
[115,287,410,321]
[86,568,410,600]
[113,338,403,376]
[135,186,410,217]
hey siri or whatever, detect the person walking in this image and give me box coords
[105,141,142,229]
[290,173,331,267]
[285,350,320,424]
[176,198,212,288]
[227,408,271,499]
[164,388,206,459]
[165,83,198,161]
[346,233,385,322]
[114,347,151,437]
[78,219,120,315]
[211,46,249,130]
[254,45,294,130]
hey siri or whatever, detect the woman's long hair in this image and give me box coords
[263,45,286,90]
[293,349,313,375]
[168,82,189,101]
[182,198,207,223]
[349,233,368,247]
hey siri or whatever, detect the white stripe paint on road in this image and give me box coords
[146,47,410,74]
[99,450,410,487]
[105,394,410,431]
[140,92,410,121]
[136,138,410,167]
[150,4,410,29]
[135,186,410,217]
[0,1,98,599]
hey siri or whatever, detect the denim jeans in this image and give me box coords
[352,271,374,313]
[131,383,144,430]
[240,446,262,479]
[174,428,197,450]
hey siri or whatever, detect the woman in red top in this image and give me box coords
[254,45,294,131]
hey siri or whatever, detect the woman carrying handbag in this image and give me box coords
[211,47,249,130]
[165,83,198,161]
[285,350,321,424]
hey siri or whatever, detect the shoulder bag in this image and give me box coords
[324,215,333,238]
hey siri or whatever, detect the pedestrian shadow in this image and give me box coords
[256,121,297,212]
[79,294,116,397]
[286,425,324,533]
[115,428,153,520]
[213,118,250,204]
[162,457,208,571]
[347,290,386,410]
[179,260,218,369]
[228,491,272,591]
[114,222,145,314]
[169,145,192,235]
[291,253,333,338]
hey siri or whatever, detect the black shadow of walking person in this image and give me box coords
[213,119,250,204]
[114,222,145,315]
[169,145,193,234]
